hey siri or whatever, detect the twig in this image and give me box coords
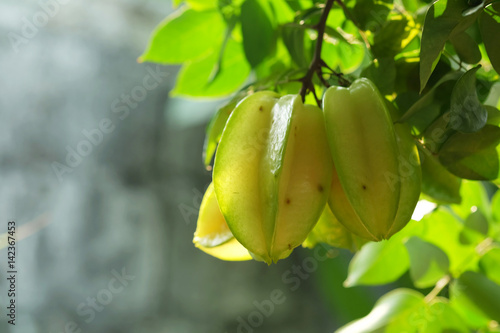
[320,59,350,86]
[424,237,495,303]
[443,49,468,71]
[316,71,331,88]
[310,86,322,106]
[299,0,335,104]
[424,275,450,303]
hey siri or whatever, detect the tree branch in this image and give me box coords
[299,0,335,104]
[424,237,495,303]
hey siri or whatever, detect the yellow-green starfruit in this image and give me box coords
[213,92,333,264]
[323,78,421,241]
[302,205,367,252]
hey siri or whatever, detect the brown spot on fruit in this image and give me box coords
[259,106,263,112]
[286,198,291,204]
[318,185,324,192]
[362,185,367,190]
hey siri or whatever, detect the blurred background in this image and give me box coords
[0,0,398,332]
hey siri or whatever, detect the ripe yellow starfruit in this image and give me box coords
[323,78,421,241]
[213,92,333,264]
[193,183,252,261]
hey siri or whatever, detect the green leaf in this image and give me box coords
[336,289,425,333]
[439,125,500,180]
[495,155,500,187]
[493,190,500,222]
[326,7,347,29]
[404,236,450,288]
[344,234,409,287]
[477,73,497,103]
[480,247,500,285]
[240,0,275,67]
[171,39,251,97]
[253,39,293,81]
[401,0,426,12]
[207,17,239,84]
[371,16,419,59]
[419,148,462,204]
[361,58,396,96]
[451,180,490,220]
[479,3,500,74]
[282,25,308,67]
[323,9,365,74]
[268,0,295,24]
[405,208,479,276]
[449,31,482,64]
[348,0,394,32]
[173,0,183,8]
[459,209,490,245]
[140,9,225,64]
[492,192,500,238]
[449,66,488,133]
[295,5,323,26]
[186,0,217,10]
[282,0,303,12]
[394,58,420,95]
[399,72,461,133]
[421,112,457,154]
[465,210,489,235]
[419,0,483,91]
[322,36,365,74]
[425,299,470,333]
[486,105,500,125]
[451,271,500,326]
[385,297,470,333]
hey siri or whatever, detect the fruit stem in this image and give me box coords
[299,0,335,105]
[299,0,351,105]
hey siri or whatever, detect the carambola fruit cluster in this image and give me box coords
[193,78,422,264]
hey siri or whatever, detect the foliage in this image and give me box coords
[142,0,500,331]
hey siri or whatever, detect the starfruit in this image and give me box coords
[213,92,333,264]
[302,205,367,252]
[193,183,252,261]
[323,78,421,241]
